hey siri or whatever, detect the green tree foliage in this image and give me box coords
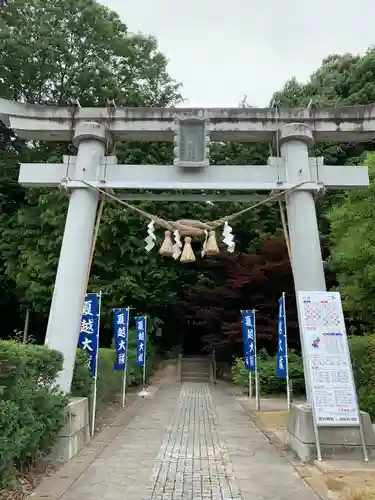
[271,50,375,167]
[272,53,361,107]
[0,0,183,335]
[271,49,375,304]
[328,152,375,330]
[3,0,375,342]
[272,50,375,108]
[0,0,180,106]
[272,49,375,332]
[272,49,375,169]
[0,1,285,341]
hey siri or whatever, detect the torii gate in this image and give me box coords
[0,99,371,393]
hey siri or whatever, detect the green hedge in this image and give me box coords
[231,349,305,395]
[349,335,375,420]
[0,330,156,489]
[72,329,156,405]
[0,341,68,489]
[231,336,375,421]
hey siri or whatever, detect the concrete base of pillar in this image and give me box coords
[285,403,375,461]
[49,397,90,463]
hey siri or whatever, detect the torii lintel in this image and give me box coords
[18,156,369,194]
[2,97,375,142]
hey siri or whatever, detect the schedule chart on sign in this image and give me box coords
[297,291,360,426]
[302,298,341,329]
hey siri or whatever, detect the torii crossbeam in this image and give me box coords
[0,98,371,392]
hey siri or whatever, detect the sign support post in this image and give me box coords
[348,348,369,462]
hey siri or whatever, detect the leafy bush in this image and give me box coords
[231,349,305,395]
[71,349,92,398]
[0,332,157,489]
[0,341,68,488]
[231,336,375,420]
[349,335,375,420]
[165,345,182,360]
[72,330,156,405]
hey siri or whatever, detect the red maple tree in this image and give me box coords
[177,236,299,354]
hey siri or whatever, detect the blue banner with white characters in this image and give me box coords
[78,293,100,377]
[241,310,256,372]
[135,316,147,367]
[113,308,129,371]
[276,294,287,379]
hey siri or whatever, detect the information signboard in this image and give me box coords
[297,291,360,427]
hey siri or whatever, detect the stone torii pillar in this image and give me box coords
[278,123,327,402]
[280,123,326,291]
[45,122,106,392]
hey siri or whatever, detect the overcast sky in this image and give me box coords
[101,0,375,107]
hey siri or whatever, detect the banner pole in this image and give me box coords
[121,365,127,408]
[90,291,102,436]
[142,316,147,387]
[282,292,291,411]
[121,307,130,408]
[91,375,97,436]
[241,309,251,397]
[142,353,146,386]
[253,309,260,411]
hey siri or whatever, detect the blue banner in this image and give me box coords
[113,309,129,371]
[135,316,147,367]
[276,294,287,378]
[241,310,256,372]
[78,293,100,377]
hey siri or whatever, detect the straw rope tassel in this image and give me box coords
[159,230,174,257]
[205,230,219,255]
[180,236,196,263]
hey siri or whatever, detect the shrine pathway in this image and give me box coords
[59,383,318,500]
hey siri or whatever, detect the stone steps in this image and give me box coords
[181,356,210,382]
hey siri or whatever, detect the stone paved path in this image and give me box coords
[60,383,318,500]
